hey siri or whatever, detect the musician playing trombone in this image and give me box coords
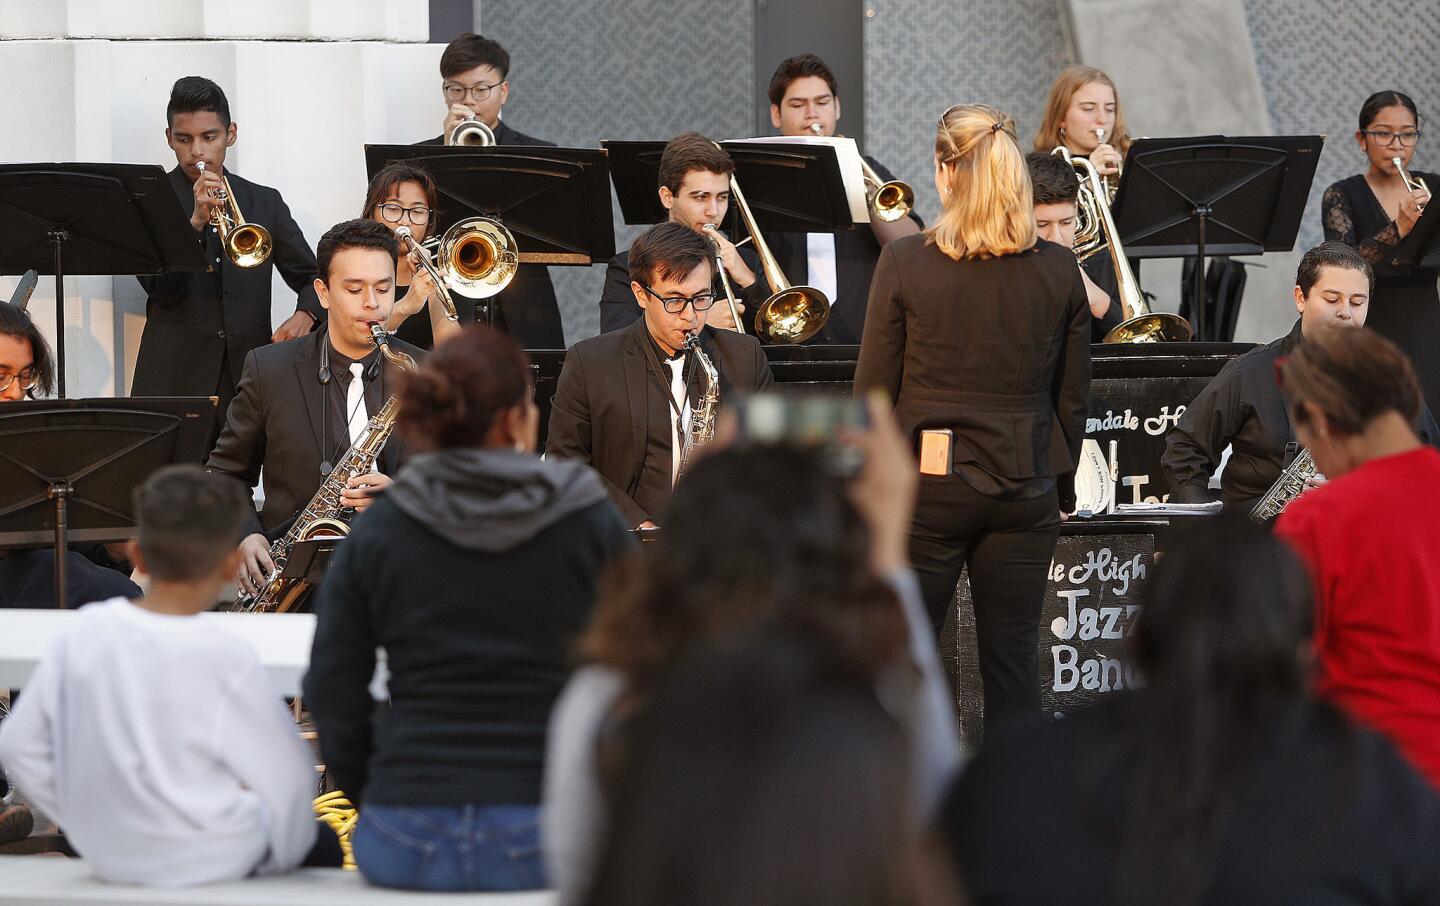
[1162,241,1440,517]
[599,132,769,334]
[132,77,324,442]
[762,54,922,344]
[363,162,462,351]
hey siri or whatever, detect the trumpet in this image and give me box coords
[413,217,519,300]
[1395,157,1430,212]
[808,123,915,222]
[1053,146,1192,344]
[702,224,745,334]
[448,115,496,147]
[727,171,831,344]
[196,161,272,267]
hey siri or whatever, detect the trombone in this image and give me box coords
[403,217,519,302]
[702,224,746,334]
[448,115,496,147]
[1395,156,1430,209]
[1053,147,1191,344]
[196,161,272,268]
[726,172,831,344]
[808,123,915,222]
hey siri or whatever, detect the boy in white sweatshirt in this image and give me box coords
[0,465,328,886]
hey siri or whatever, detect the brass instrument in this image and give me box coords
[702,224,745,333]
[395,226,459,321]
[808,123,915,222]
[726,171,831,344]
[1395,156,1430,210]
[417,217,519,300]
[196,161,272,268]
[228,324,416,613]
[1250,447,1318,523]
[1053,147,1192,344]
[448,115,496,147]
[677,331,719,475]
[1094,127,1119,198]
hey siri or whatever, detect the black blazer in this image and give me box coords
[546,317,775,526]
[854,235,1091,503]
[206,329,423,536]
[766,155,923,345]
[598,246,771,335]
[417,120,565,348]
[132,166,321,397]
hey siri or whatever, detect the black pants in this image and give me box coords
[909,474,1060,729]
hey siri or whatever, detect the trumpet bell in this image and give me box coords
[225,223,273,269]
[1103,312,1194,344]
[871,180,915,222]
[755,285,831,345]
[449,118,496,147]
[440,217,518,299]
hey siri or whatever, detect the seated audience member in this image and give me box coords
[543,400,960,903]
[0,300,140,609]
[943,515,1440,903]
[1275,327,1440,789]
[305,326,633,893]
[582,633,960,906]
[1026,150,1121,340]
[0,466,334,885]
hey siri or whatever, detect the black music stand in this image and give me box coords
[0,164,210,397]
[0,397,216,607]
[1393,190,1440,269]
[1109,135,1323,341]
[364,145,615,328]
[280,539,339,583]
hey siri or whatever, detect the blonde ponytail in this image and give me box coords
[927,104,1036,261]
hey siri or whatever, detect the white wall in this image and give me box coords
[0,24,444,397]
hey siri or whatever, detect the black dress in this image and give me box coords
[1323,173,1440,410]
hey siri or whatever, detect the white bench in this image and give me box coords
[0,856,556,905]
[0,609,316,697]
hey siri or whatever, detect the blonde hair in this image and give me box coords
[927,104,1036,261]
[1033,65,1132,155]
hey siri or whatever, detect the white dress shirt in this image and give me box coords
[805,232,839,310]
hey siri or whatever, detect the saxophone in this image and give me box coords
[229,325,416,613]
[1249,447,1318,523]
[677,331,719,476]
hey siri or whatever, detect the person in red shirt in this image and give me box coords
[1275,326,1440,787]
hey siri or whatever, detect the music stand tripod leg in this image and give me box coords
[47,483,72,609]
[1192,204,1210,342]
[47,228,69,399]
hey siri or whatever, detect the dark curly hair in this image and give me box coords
[580,444,907,705]
[397,325,531,450]
[0,300,55,398]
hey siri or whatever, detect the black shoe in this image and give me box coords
[0,803,34,846]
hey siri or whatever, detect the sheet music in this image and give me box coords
[724,135,871,224]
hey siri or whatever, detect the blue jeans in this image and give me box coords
[351,803,546,891]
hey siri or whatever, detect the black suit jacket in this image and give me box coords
[766,155,923,344]
[547,317,776,526]
[417,120,564,348]
[205,329,423,536]
[598,246,771,335]
[854,234,1091,507]
[132,167,321,397]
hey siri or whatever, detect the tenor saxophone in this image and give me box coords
[677,331,719,477]
[229,325,416,613]
[1249,447,1318,523]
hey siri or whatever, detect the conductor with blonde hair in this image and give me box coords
[855,103,1090,728]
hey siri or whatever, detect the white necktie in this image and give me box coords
[346,362,368,443]
[667,356,691,485]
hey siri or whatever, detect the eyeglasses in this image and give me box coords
[0,368,39,394]
[442,81,505,103]
[376,203,431,226]
[641,283,716,314]
[1364,129,1421,147]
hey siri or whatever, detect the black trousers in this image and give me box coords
[909,474,1060,730]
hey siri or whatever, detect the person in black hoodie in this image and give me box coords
[304,325,633,893]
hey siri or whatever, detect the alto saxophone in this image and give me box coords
[1249,447,1318,523]
[229,325,416,613]
[677,331,719,476]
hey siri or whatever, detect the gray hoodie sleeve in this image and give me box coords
[542,664,626,905]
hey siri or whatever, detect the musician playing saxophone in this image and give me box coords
[548,223,775,530]
[207,220,425,596]
[1162,241,1440,515]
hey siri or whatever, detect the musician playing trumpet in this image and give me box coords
[1162,241,1440,516]
[1323,90,1440,413]
[132,77,324,443]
